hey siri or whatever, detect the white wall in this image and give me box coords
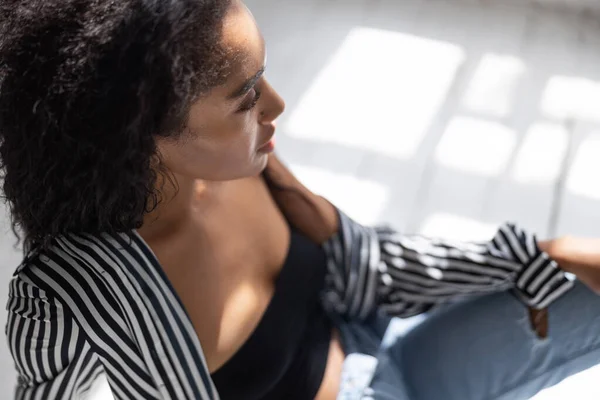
[1,0,600,398]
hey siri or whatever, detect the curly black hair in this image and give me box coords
[0,0,233,250]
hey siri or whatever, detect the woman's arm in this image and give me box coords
[321,209,574,321]
[263,154,338,243]
[263,154,576,332]
[539,237,600,294]
[6,275,97,400]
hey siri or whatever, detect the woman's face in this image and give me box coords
[157,0,284,182]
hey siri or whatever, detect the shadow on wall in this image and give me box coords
[247,0,600,240]
[2,0,600,397]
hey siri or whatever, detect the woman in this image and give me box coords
[2,0,600,399]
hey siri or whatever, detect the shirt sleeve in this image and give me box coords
[6,275,104,400]
[321,209,574,319]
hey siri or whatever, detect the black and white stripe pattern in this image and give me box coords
[7,275,102,400]
[6,209,574,399]
[322,210,574,319]
[6,232,218,400]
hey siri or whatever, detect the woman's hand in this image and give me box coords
[264,154,339,243]
[540,237,600,294]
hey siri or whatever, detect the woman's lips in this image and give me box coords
[258,137,275,153]
[257,121,277,153]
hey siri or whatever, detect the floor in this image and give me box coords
[3,0,600,398]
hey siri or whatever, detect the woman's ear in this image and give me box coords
[263,153,339,244]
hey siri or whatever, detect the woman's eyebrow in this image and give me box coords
[227,67,265,100]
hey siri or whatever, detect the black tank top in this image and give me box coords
[210,229,332,399]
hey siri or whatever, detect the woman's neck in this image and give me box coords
[138,173,208,241]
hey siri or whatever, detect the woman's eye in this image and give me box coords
[238,88,262,112]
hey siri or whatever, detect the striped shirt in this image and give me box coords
[5,209,573,399]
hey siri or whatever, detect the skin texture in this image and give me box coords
[156,2,282,184]
[3,0,600,397]
[140,2,600,398]
[139,1,343,398]
[540,238,600,294]
[4,0,600,397]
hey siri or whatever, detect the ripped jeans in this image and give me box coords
[334,281,600,400]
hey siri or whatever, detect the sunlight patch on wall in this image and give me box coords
[462,53,525,117]
[434,117,517,177]
[541,76,600,122]
[288,164,389,225]
[566,132,600,200]
[285,27,465,159]
[418,212,498,241]
[511,122,569,184]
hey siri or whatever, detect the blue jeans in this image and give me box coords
[335,281,600,399]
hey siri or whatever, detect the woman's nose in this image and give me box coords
[259,79,285,123]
